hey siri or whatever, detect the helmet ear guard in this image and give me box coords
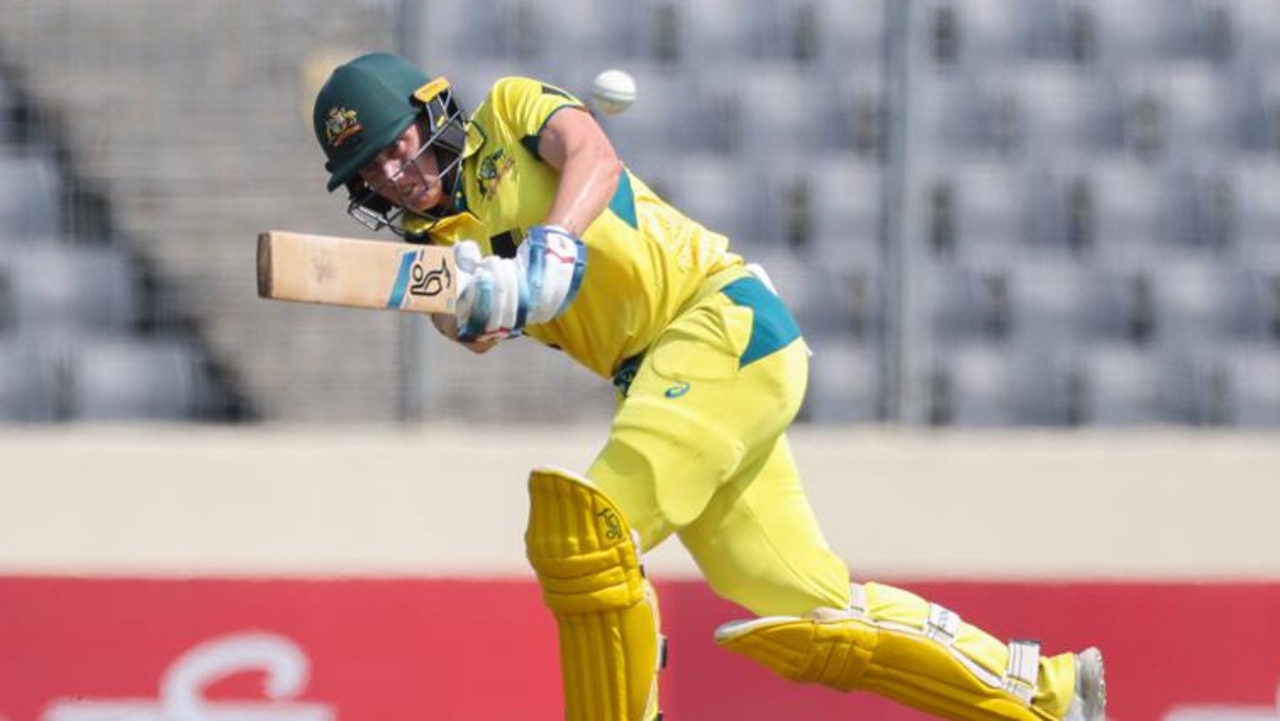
[412,77,467,159]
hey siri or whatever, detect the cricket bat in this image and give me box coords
[257,230,457,314]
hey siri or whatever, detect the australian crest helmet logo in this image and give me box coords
[325,107,363,148]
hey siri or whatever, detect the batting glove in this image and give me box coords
[453,240,529,343]
[519,225,587,325]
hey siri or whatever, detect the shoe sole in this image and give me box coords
[1077,646,1107,721]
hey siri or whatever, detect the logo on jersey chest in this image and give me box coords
[477,147,515,197]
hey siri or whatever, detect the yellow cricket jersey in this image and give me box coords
[407,76,744,379]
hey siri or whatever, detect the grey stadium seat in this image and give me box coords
[65,335,212,421]
[807,155,883,264]
[1229,159,1280,270]
[1007,260,1093,347]
[810,0,885,69]
[0,148,63,237]
[1078,159,1181,268]
[928,160,1046,262]
[1149,259,1236,347]
[1076,342,1165,426]
[1071,0,1172,68]
[927,263,1011,344]
[1218,343,1280,426]
[803,336,882,422]
[0,337,64,421]
[1230,0,1280,66]
[4,242,140,333]
[994,61,1125,159]
[662,153,755,245]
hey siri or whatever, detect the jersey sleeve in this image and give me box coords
[487,76,586,160]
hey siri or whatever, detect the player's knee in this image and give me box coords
[525,466,648,613]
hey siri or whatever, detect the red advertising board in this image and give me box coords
[2,578,1277,721]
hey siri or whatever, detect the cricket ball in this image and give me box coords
[590,69,637,116]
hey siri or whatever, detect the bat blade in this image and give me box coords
[257,230,457,314]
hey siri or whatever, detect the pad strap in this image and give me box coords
[1004,639,1042,704]
[844,584,1043,707]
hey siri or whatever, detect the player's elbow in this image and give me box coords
[598,151,623,192]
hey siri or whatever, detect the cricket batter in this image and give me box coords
[311,52,1106,721]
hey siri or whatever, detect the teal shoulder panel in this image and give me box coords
[721,277,802,367]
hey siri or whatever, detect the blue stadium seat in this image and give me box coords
[806,154,882,263]
[1072,0,1172,68]
[926,341,1079,426]
[1076,342,1164,426]
[697,62,818,158]
[810,0,885,69]
[804,261,883,339]
[994,61,1125,158]
[1149,260,1238,347]
[926,341,1011,426]
[926,71,1010,154]
[1160,0,1237,61]
[817,66,885,156]
[1229,159,1280,270]
[928,160,1047,262]
[661,153,755,245]
[672,0,766,65]
[1218,342,1280,426]
[1228,0,1280,66]
[803,335,882,422]
[66,335,211,421]
[0,336,63,421]
[1226,268,1280,342]
[1078,266,1157,344]
[1141,61,1238,163]
[5,242,139,333]
[924,0,1056,66]
[927,263,1011,344]
[1233,60,1280,152]
[1007,259,1092,347]
[0,73,19,145]
[0,148,62,237]
[1078,158,1180,268]
[1010,343,1082,425]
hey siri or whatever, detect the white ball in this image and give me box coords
[590,69,637,116]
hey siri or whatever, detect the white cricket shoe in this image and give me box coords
[1063,647,1107,721]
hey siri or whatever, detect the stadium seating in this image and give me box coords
[803,335,882,422]
[0,336,63,421]
[0,147,63,237]
[1218,342,1280,425]
[3,242,139,334]
[5,0,1280,426]
[64,335,212,421]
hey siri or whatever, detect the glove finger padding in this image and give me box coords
[482,255,528,338]
[456,264,495,342]
[456,256,528,342]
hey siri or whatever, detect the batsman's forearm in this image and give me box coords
[544,147,622,236]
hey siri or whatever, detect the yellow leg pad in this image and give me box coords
[526,467,663,721]
[717,583,1076,721]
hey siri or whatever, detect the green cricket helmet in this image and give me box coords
[312,52,466,234]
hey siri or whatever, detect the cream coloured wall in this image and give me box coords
[1,426,1277,580]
